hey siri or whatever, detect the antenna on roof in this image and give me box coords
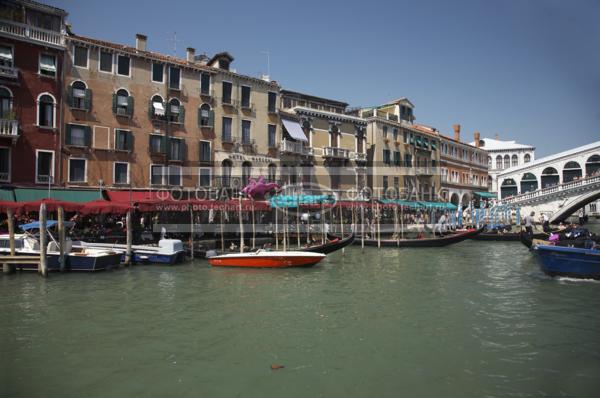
[166,31,183,56]
[260,50,270,81]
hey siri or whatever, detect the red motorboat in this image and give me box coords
[208,250,326,268]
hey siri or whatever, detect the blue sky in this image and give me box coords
[48,0,599,156]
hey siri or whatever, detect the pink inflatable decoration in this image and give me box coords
[242,176,281,199]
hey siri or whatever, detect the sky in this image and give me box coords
[47,0,600,156]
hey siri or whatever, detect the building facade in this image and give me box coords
[280,90,367,197]
[353,98,441,200]
[62,33,280,195]
[432,125,489,207]
[470,136,535,193]
[0,0,67,187]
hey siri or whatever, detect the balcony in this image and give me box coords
[352,152,367,162]
[220,98,238,108]
[323,146,350,159]
[240,102,254,112]
[281,139,312,156]
[0,119,19,141]
[414,166,436,175]
[0,65,18,79]
[0,20,65,48]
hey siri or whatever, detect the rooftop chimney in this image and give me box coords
[186,47,195,63]
[194,53,210,65]
[453,124,461,142]
[474,131,481,147]
[135,34,147,51]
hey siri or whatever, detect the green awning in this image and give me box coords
[415,136,422,147]
[418,201,457,210]
[474,191,496,199]
[14,188,104,203]
[431,141,437,150]
[0,188,15,201]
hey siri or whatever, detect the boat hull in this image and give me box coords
[301,233,355,254]
[68,252,122,272]
[209,252,325,268]
[533,245,600,279]
[474,232,547,242]
[354,228,483,248]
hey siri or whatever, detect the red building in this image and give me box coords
[0,0,67,188]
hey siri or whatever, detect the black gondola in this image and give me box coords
[474,231,548,242]
[300,233,355,254]
[354,227,484,248]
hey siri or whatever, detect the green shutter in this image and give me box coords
[197,107,202,127]
[112,93,117,114]
[178,105,185,124]
[65,124,72,145]
[161,136,167,154]
[84,89,92,110]
[179,139,186,161]
[127,96,134,116]
[126,132,134,151]
[84,125,92,147]
[67,86,74,108]
[208,110,214,127]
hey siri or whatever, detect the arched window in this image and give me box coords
[520,172,538,193]
[524,153,531,163]
[114,89,131,116]
[71,81,88,109]
[503,154,510,169]
[168,98,181,123]
[150,95,165,119]
[37,93,55,128]
[500,178,518,199]
[0,87,12,119]
[241,161,252,185]
[541,167,559,188]
[268,163,277,182]
[199,103,212,127]
[495,155,502,169]
[585,154,600,176]
[511,154,518,167]
[221,159,232,187]
[487,156,492,167]
[563,161,582,183]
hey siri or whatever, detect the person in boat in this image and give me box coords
[578,208,585,226]
[524,211,535,236]
[541,213,550,232]
[434,213,447,237]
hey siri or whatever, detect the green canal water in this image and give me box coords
[1,241,599,398]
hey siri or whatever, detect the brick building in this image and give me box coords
[0,0,67,187]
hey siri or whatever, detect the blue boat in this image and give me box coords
[533,244,600,279]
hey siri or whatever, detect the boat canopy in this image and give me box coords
[269,194,336,208]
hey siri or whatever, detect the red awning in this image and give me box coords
[0,201,22,213]
[20,198,84,213]
[106,190,174,202]
[79,200,132,215]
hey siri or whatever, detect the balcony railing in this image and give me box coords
[323,146,350,159]
[502,175,600,204]
[0,65,18,79]
[0,20,65,48]
[0,119,19,138]
[280,139,312,156]
[352,152,367,162]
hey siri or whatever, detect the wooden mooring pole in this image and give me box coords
[39,203,48,277]
[189,206,195,260]
[4,208,15,274]
[58,206,66,272]
[124,210,132,266]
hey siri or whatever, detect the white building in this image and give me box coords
[470,137,535,193]
[496,140,600,199]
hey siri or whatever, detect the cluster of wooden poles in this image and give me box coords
[1,204,134,276]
